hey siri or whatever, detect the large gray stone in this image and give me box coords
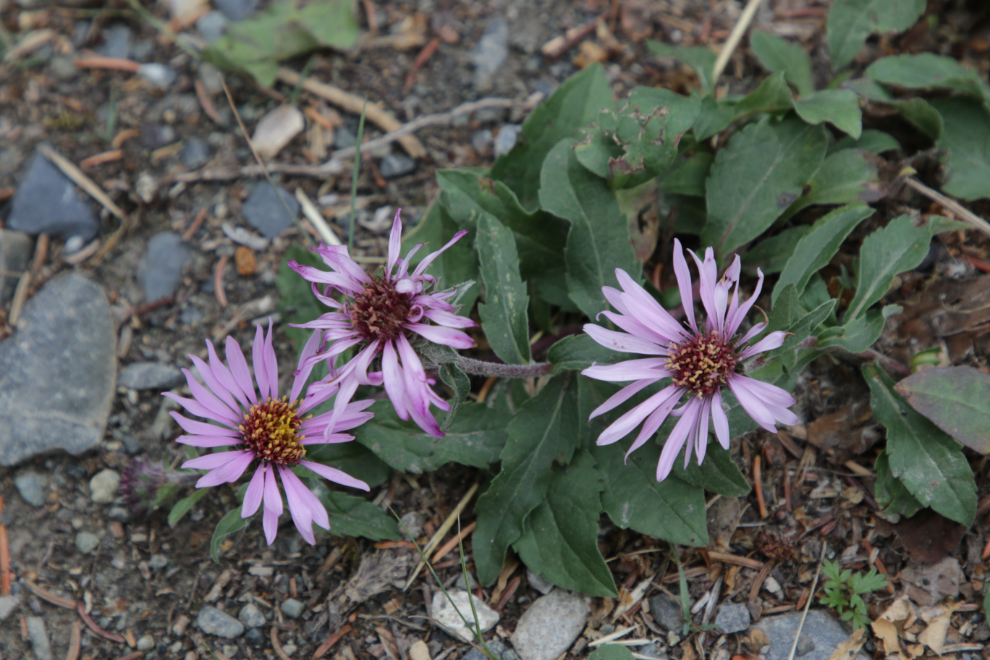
[138,232,191,302]
[0,273,116,466]
[197,606,244,638]
[753,610,869,660]
[0,229,32,305]
[511,590,590,660]
[242,182,298,238]
[6,151,100,241]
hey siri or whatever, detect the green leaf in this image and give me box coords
[308,486,400,541]
[831,129,901,154]
[693,94,736,141]
[588,646,636,660]
[732,71,795,120]
[548,333,624,373]
[784,149,881,219]
[489,64,612,210]
[437,169,570,307]
[203,0,359,86]
[278,246,331,350]
[864,364,976,526]
[355,402,507,473]
[932,98,990,202]
[876,452,928,525]
[848,78,943,139]
[168,487,210,528]
[750,32,814,96]
[672,445,751,497]
[894,366,990,454]
[513,451,617,596]
[438,363,471,434]
[827,0,925,70]
[594,437,708,547]
[866,53,990,102]
[845,215,932,321]
[742,226,812,275]
[702,116,828,258]
[302,441,392,489]
[574,88,701,188]
[402,201,480,312]
[647,42,716,93]
[817,309,886,353]
[539,138,642,318]
[794,89,863,138]
[476,215,531,365]
[473,374,585,585]
[211,508,249,563]
[659,150,713,197]
[774,204,875,305]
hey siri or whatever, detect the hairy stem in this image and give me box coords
[453,355,554,379]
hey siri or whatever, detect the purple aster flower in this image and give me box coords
[165,320,375,545]
[582,239,798,482]
[288,209,476,438]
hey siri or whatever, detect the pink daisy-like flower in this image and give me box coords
[165,320,375,545]
[288,209,476,438]
[582,239,798,482]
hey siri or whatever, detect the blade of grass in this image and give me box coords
[348,100,368,253]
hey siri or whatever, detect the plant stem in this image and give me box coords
[453,356,554,379]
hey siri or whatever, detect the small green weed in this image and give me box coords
[819,560,888,630]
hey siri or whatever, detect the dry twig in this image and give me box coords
[37,144,126,220]
[712,0,765,85]
[906,177,990,238]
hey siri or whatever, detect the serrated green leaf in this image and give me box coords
[742,226,812,275]
[489,64,612,210]
[845,215,932,321]
[473,375,585,584]
[355,401,507,474]
[894,366,990,454]
[168,487,210,528]
[659,150,713,197]
[672,445,751,497]
[827,0,925,70]
[784,150,881,220]
[703,116,828,258]
[932,98,990,202]
[588,646,636,660]
[831,129,901,154]
[301,441,391,489]
[476,215,531,365]
[307,485,400,541]
[774,204,874,305]
[402,201,480,312]
[594,437,708,547]
[647,41,716,93]
[866,53,990,102]
[864,364,976,526]
[513,451,617,596]
[750,32,814,96]
[211,507,249,563]
[794,89,863,138]
[539,138,642,318]
[436,170,571,308]
[548,333,624,373]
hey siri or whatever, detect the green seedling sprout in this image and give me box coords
[819,559,888,630]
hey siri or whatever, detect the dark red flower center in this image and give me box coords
[349,275,413,343]
[667,332,738,398]
[239,397,306,465]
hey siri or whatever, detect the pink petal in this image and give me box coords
[262,463,282,545]
[189,354,240,414]
[655,402,698,481]
[291,329,323,402]
[252,323,271,401]
[725,267,765,338]
[263,318,279,400]
[737,331,787,360]
[163,392,237,427]
[582,358,670,382]
[193,450,255,487]
[169,411,239,436]
[694,397,711,465]
[597,384,683,446]
[407,323,475,349]
[710,390,731,449]
[672,240,697,333]
[242,464,266,518]
[412,230,469,276]
[225,336,257,405]
[176,434,242,448]
[688,248,718,331]
[584,324,665,355]
[182,369,241,426]
[613,269,688,342]
[736,321,767,346]
[423,308,477,329]
[387,208,403,277]
[598,310,673,348]
[727,377,778,433]
[278,466,317,545]
[625,392,681,460]
[300,460,370,491]
[207,339,250,409]
[589,379,655,420]
[288,262,365,294]
[382,341,410,420]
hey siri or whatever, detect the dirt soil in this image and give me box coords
[2,1,990,659]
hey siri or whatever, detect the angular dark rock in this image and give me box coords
[242,182,299,238]
[138,232,191,302]
[6,151,100,241]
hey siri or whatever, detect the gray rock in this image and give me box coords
[379,153,416,179]
[244,627,264,645]
[90,469,120,504]
[148,554,169,569]
[0,229,32,305]
[242,182,299,238]
[214,0,258,20]
[494,125,521,156]
[472,18,509,89]
[648,593,684,632]
[137,634,155,651]
[0,274,116,467]
[75,532,101,554]
[464,640,517,660]
[399,511,424,539]
[196,11,228,43]
[141,122,178,149]
[526,569,554,595]
[472,129,494,152]
[15,471,48,507]
[238,603,266,628]
[98,24,132,59]
[0,595,21,621]
[119,362,184,391]
[280,598,304,619]
[181,138,212,169]
[714,602,750,634]
[432,589,499,643]
[139,232,191,302]
[333,126,356,149]
[197,606,244,638]
[50,56,77,79]
[282,643,298,656]
[6,151,99,241]
[753,610,869,660]
[636,643,668,659]
[138,64,178,90]
[26,617,54,660]
[108,506,131,522]
[511,590,590,660]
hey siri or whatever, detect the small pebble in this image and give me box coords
[223,645,239,658]
[251,105,305,159]
[14,471,47,507]
[242,183,299,238]
[173,614,191,635]
[714,602,751,634]
[197,606,244,639]
[75,532,101,555]
[196,11,228,43]
[526,569,554,595]
[0,595,20,621]
[138,63,177,89]
[137,635,155,651]
[494,125,522,156]
[89,469,120,504]
[26,617,53,660]
[181,138,211,169]
[282,643,297,656]
[379,153,416,179]
[118,362,184,391]
[280,598,304,619]
[238,603,266,628]
[148,554,169,570]
[399,511,424,539]
[235,246,256,276]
